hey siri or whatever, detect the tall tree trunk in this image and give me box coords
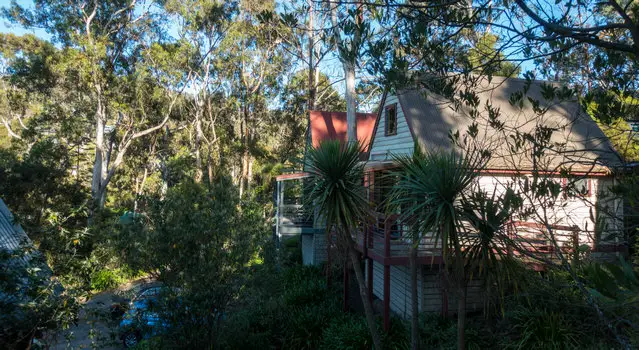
[307,0,316,112]
[207,149,214,187]
[327,0,359,143]
[345,61,357,142]
[348,244,383,350]
[92,107,106,208]
[457,282,467,350]
[194,109,204,183]
[454,242,467,350]
[410,245,420,350]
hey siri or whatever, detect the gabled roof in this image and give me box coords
[380,76,621,174]
[309,111,377,152]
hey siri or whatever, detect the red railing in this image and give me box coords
[354,216,625,266]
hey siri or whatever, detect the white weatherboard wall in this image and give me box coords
[477,175,623,249]
[369,95,414,161]
[370,261,485,318]
[312,233,327,265]
[302,235,313,266]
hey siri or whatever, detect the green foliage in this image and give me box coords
[0,245,79,349]
[504,307,583,349]
[320,314,372,350]
[467,33,520,78]
[496,269,615,349]
[419,314,457,349]
[304,140,369,240]
[89,267,141,292]
[116,177,266,348]
[218,265,340,350]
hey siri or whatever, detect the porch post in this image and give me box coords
[383,264,390,332]
[367,253,373,305]
[275,180,281,246]
[343,256,349,312]
[384,218,391,332]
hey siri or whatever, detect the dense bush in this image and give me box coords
[503,307,583,349]
[496,269,613,349]
[218,265,340,349]
[281,236,302,266]
[89,267,141,292]
[320,314,372,350]
[115,178,267,348]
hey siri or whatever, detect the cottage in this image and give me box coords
[275,76,626,329]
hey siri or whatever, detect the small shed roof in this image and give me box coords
[309,111,377,151]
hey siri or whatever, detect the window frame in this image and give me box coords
[385,103,398,136]
[562,178,592,198]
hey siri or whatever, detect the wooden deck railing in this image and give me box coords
[353,215,625,267]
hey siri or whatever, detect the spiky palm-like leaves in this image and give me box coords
[462,188,523,315]
[387,149,485,258]
[386,148,485,350]
[304,140,371,241]
[303,139,382,350]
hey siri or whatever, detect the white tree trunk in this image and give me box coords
[92,110,106,207]
[345,61,357,142]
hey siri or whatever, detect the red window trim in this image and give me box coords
[385,103,397,136]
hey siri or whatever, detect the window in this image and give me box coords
[385,103,397,136]
[562,178,591,198]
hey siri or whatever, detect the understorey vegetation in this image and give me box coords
[126,240,635,349]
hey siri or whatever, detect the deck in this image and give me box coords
[352,215,626,268]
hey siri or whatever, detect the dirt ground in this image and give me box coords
[42,277,156,350]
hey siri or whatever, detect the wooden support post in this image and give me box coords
[572,227,580,267]
[326,231,332,288]
[383,217,391,332]
[367,258,373,304]
[440,272,448,317]
[383,263,390,332]
[343,257,349,312]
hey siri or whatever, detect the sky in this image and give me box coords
[0,0,541,113]
[0,0,51,40]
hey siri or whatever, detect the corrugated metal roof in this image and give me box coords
[0,199,30,252]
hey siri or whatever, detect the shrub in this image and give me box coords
[283,300,341,349]
[281,236,302,266]
[503,307,583,349]
[89,267,140,292]
[497,268,608,349]
[320,314,371,350]
[382,317,410,350]
[419,314,456,349]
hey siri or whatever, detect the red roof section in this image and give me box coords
[309,111,377,151]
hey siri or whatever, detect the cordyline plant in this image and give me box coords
[303,139,382,350]
[386,146,488,350]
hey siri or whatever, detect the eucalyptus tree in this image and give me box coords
[161,0,234,185]
[2,0,190,210]
[217,0,290,196]
[304,140,383,350]
[323,1,370,142]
